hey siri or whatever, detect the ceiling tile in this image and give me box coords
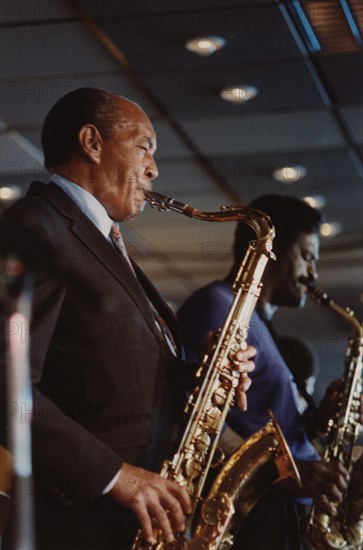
[339,106,363,145]
[16,129,42,151]
[99,4,302,73]
[0,0,77,24]
[0,134,41,166]
[318,53,363,105]
[79,0,270,18]
[179,110,346,156]
[152,121,192,160]
[0,134,44,185]
[142,60,326,118]
[151,160,223,196]
[0,21,120,79]
[0,74,162,128]
[208,149,363,196]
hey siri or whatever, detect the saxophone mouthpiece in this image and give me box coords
[142,190,174,211]
[298,276,314,290]
[143,189,152,200]
[298,277,331,307]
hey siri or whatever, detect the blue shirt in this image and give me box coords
[177,279,319,502]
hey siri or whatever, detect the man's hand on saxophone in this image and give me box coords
[294,459,350,516]
[108,344,256,545]
[202,331,256,413]
[281,373,362,516]
[109,463,192,545]
[229,344,256,412]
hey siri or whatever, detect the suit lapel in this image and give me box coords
[132,261,182,357]
[27,181,158,338]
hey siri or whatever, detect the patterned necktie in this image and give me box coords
[149,302,178,357]
[110,223,177,356]
[109,223,135,273]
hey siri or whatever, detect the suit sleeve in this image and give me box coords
[1,201,122,513]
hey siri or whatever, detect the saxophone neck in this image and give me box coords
[299,277,363,337]
[143,190,196,217]
[144,191,275,257]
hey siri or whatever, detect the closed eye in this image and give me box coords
[137,137,156,152]
[301,250,317,263]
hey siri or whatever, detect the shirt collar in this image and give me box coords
[50,174,113,239]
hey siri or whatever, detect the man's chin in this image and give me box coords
[125,202,145,221]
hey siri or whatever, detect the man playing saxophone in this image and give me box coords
[178,194,363,550]
[0,87,256,549]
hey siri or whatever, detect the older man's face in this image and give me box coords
[94,99,158,221]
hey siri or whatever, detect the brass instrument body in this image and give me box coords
[305,286,363,550]
[191,413,301,550]
[132,191,301,549]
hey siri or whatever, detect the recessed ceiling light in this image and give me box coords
[185,36,226,56]
[220,85,259,104]
[273,165,307,183]
[0,186,22,201]
[303,195,326,209]
[320,222,342,238]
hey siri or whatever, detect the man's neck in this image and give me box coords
[50,164,95,194]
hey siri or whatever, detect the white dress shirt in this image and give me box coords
[50,174,114,239]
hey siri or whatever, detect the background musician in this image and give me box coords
[178,194,362,550]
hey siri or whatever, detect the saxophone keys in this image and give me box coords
[174,472,188,487]
[230,341,241,353]
[213,386,228,406]
[219,369,239,388]
[184,455,203,480]
[204,404,223,431]
[344,518,363,547]
[230,337,247,353]
[194,429,211,453]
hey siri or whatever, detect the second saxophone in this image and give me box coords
[301,282,363,550]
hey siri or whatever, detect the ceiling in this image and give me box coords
[1,0,363,399]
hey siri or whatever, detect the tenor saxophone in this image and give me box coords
[131,192,301,550]
[302,282,363,550]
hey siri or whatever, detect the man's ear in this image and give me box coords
[78,124,103,163]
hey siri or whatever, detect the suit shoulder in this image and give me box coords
[2,196,61,237]
[1,187,70,265]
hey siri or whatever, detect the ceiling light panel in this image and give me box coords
[303,195,326,208]
[273,164,307,183]
[220,85,259,104]
[185,36,226,56]
[320,221,342,237]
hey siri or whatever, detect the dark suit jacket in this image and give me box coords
[1,181,184,548]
